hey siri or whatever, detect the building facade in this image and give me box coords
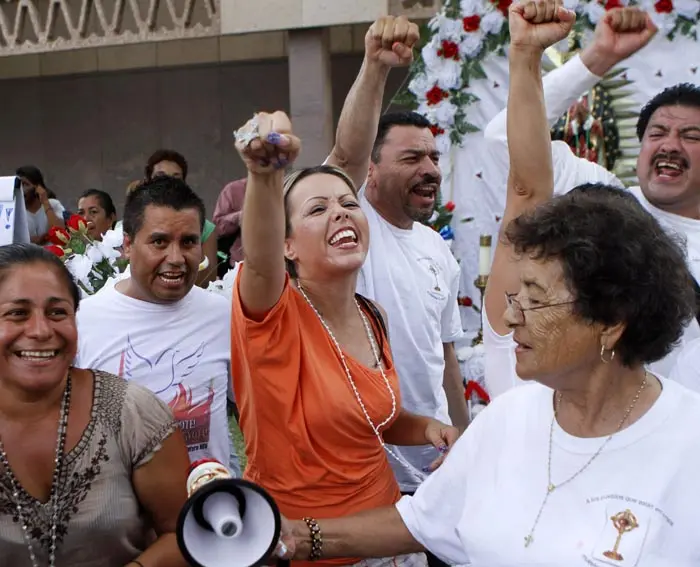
[0,0,439,214]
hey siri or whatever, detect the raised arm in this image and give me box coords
[234,112,301,318]
[484,0,575,335]
[326,17,419,189]
[483,7,656,144]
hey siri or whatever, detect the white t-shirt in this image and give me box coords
[397,378,700,566]
[357,194,463,492]
[481,55,700,396]
[670,338,700,393]
[75,284,232,466]
[27,198,65,238]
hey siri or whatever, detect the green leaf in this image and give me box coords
[470,61,487,80]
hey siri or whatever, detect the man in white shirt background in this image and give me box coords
[482,7,700,393]
[16,165,65,244]
[74,176,239,475]
[325,19,469,551]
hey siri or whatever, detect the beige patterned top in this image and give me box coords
[0,370,178,566]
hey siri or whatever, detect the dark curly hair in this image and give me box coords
[145,149,188,181]
[636,83,700,140]
[504,184,695,367]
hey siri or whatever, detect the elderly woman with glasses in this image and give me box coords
[274,2,700,565]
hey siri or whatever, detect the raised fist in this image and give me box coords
[593,8,657,64]
[509,0,576,53]
[234,111,301,175]
[365,16,420,68]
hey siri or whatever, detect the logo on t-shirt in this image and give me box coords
[118,336,215,454]
[168,381,216,453]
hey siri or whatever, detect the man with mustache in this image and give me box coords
[482,7,700,387]
[326,18,469,551]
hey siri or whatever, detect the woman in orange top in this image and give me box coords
[230,112,459,567]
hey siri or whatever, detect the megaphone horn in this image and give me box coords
[177,460,286,567]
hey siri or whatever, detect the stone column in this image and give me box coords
[287,27,334,167]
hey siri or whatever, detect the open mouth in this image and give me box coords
[328,228,358,249]
[654,159,686,178]
[158,272,186,286]
[15,349,60,362]
[513,338,531,354]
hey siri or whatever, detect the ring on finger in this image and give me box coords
[234,115,261,147]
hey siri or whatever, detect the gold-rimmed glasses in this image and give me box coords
[505,292,575,325]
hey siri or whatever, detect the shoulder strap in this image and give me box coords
[355,294,388,357]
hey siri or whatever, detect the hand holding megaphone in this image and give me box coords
[177,459,290,567]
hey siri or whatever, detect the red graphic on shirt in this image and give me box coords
[168,380,216,453]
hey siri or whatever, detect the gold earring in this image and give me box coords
[600,344,615,364]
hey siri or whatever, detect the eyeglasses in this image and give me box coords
[504,292,575,325]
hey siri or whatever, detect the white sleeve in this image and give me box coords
[49,199,65,216]
[441,250,464,343]
[395,418,479,565]
[482,303,521,399]
[483,55,603,143]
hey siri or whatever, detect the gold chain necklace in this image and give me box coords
[524,372,649,548]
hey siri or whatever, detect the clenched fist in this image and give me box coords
[365,16,420,68]
[509,0,576,54]
[582,7,657,76]
[234,111,301,175]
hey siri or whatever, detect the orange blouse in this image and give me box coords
[230,270,402,566]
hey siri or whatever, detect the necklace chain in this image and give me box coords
[524,372,648,549]
[0,372,72,567]
[297,283,425,482]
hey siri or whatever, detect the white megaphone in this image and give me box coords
[177,459,289,567]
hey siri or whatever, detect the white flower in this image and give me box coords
[95,240,122,262]
[102,226,123,250]
[460,0,483,17]
[432,99,458,125]
[562,0,579,10]
[205,263,241,298]
[460,31,485,58]
[84,244,104,265]
[65,254,94,288]
[408,72,435,98]
[583,1,605,24]
[434,58,463,91]
[674,0,700,19]
[435,132,452,155]
[430,14,464,42]
[479,9,506,35]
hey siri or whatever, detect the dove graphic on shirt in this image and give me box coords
[120,335,206,396]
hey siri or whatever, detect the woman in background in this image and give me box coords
[77,189,118,241]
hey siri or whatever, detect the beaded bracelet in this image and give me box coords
[303,516,323,561]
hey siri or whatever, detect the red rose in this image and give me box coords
[654,0,673,13]
[463,15,481,32]
[66,214,87,232]
[426,85,449,106]
[45,245,65,258]
[493,0,512,16]
[444,201,456,212]
[437,40,460,61]
[430,124,445,137]
[604,0,623,9]
[458,296,473,307]
[47,226,70,245]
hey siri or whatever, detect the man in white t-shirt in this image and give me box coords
[75,176,239,474]
[482,9,700,395]
[16,165,65,244]
[326,16,468,510]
